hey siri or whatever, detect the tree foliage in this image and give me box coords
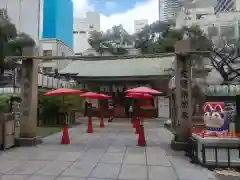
[134,21,210,54]
[0,9,35,76]
[88,25,133,55]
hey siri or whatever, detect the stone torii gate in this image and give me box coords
[7,40,209,147]
[172,40,210,150]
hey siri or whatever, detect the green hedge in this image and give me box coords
[0,89,83,118]
[38,89,83,119]
[0,94,20,113]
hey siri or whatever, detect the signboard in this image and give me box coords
[158,96,169,118]
[224,102,236,123]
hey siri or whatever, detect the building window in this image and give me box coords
[42,50,52,62]
[220,25,235,39]
[43,50,52,56]
[208,25,218,38]
[73,31,78,34]
[79,31,86,34]
[42,67,52,74]
[89,25,94,29]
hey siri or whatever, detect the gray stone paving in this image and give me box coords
[0,119,219,180]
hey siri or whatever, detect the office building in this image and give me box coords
[159,0,180,21]
[215,0,240,13]
[39,39,73,72]
[134,19,148,33]
[42,0,73,49]
[0,0,74,49]
[73,12,101,54]
[175,0,215,28]
[0,0,74,71]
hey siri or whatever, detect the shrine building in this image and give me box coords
[59,56,174,118]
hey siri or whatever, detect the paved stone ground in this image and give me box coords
[0,119,219,180]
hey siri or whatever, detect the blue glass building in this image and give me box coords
[42,0,73,49]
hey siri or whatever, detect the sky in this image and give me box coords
[73,0,159,34]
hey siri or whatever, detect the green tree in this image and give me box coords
[88,30,106,55]
[134,21,211,54]
[134,21,174,53]
[88,25,133,55]
[0,9,35,78]
[0,9,18,76]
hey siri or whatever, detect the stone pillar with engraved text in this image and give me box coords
[171,40,193,151]
[17,47,39,145]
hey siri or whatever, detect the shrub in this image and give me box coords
[38,89,83,119]
[0,93,21,113]
[0,89,83,126]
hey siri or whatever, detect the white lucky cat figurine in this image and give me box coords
[203,110,225,135]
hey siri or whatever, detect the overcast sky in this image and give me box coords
[73,0,159,33]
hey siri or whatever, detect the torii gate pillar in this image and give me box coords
[16,47,40,146]
[171,40,193,151]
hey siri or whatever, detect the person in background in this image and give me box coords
[108,103,114,122]
[129,104,133,123]
[124,103,130,118]
[87,102,92,117]
[84,100,88,116]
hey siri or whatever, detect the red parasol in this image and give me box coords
[44,88,83,96]
[80,92,112,99]
[125,86,162,95]
[126,93,153,99]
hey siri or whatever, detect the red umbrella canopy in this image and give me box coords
[125,86,162,95]
[80,92,112,99]
[126,93,153,99]
[44,88,83,96]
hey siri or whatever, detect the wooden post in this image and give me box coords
[171,40,193,151]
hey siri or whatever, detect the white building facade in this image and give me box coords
[197,12,240,45]
[39,39,74,73]
[176,8,240,45]
[175,6,215,28]
[73,12,101,54]
[159,0,180,22]
[134,19,148,33]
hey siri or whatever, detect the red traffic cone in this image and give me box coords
[137,125,146,147]
[61,123,70,144]
[87,117,93,133]
[135,119,140,134]
[100,117,104,128]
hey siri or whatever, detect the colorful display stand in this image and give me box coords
[189,102,240,168]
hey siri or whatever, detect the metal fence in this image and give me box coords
[0,73,75,94]
[188,137,240,168]
[37,111,76,127]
